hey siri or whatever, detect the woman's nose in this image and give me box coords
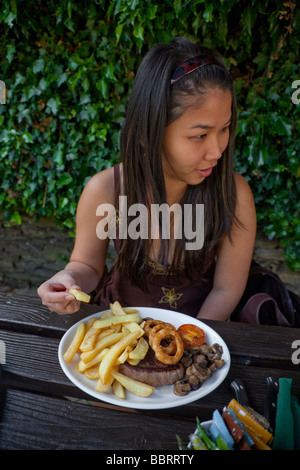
[204,138,223,161]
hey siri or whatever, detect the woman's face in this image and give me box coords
[162,88,232,189]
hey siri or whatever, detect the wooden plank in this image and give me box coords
[0,388,196,450]
[1,326,298,389]
[1,315,299,376]
[202,319,300,371]
[1,293,300,370]
[1,329,299,422]
[0,292,101,337]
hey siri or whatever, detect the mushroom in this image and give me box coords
[173,379,192,396]
[186,363,212,383]
[214,359,225,369]
[173,342,225,396]
[198,344,211,355]
[193,353,208,367]
[210,343,223,356]
[180,352,193,368]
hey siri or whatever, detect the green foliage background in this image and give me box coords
[0,0,299,269]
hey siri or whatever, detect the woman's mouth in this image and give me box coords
[195,166,214,177]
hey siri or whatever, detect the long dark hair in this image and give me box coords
[118,36,238,287]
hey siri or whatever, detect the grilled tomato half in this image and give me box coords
[177,324,206,350]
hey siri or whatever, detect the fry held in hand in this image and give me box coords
[69,288,91,303]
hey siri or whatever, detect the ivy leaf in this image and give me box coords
[57,72,68,87]
[96,78,109,99]
[242,6,257,36]
[115,23,124,43]
[33,59,45,73]
[22,131,33,144]
[57,172,73,187]
[11,210,22,225]
[6,43,16,64]
[174,0,182,18]
[46,97,59,115]
[133,24,144,40]
[203,4,213,22]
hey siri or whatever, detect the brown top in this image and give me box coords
[93,164,215,317]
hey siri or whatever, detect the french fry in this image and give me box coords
[110,301,127,316]
[99,330,141,384]
[115,345,134,365]
[111,370,154,397]
[97,328,116,340]
[80,327,100,352]
[77,348,109,372]
[128,336,149,360]
[121,325,130,336]
[126,357,140,366]
[124,321,144,336]
[80,332,124,363]
[100,310,114,319]
[69,288,91,303]
[110,301,139,316]
[112,379,125,399]
[63,322,86,362]
[111,323,122,333]
[86,317,97,330]
[84,365,100,380]
[93,313,141,330]
[123,308,139,314]
[95,370,116,392]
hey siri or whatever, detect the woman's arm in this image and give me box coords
[37,167,115,314]
[197,173,257,321]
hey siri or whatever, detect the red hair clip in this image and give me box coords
[170,55,214,85]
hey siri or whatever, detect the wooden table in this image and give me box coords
[0,292,299,451]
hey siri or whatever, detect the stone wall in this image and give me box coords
[0,215,299,296]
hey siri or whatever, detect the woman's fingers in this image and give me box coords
[39,283,82,314]
[44,297,80,315]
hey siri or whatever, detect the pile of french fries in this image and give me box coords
[63,301,154,399]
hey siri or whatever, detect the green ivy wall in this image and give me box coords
[0,0,299,270]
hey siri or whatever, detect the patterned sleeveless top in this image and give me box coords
[93,164,215,317]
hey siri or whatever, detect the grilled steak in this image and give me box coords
[119,347,184,387]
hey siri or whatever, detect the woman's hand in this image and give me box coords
[37,270,82,315]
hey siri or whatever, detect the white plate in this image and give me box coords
[58,307,231,410]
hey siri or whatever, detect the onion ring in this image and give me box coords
[150,327,184,365]
[147,322,175,351]
[143,319,164,337]
[148,323,177,354]
[143,319,175,338]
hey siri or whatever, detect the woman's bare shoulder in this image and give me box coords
[234,172,255,207]
[82,165,117,205]
[233,172,256,233]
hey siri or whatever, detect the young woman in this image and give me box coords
[37,37,257,321]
